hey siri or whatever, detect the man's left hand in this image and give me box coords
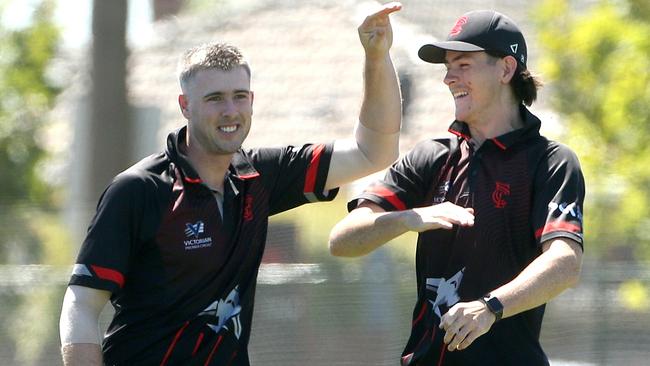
[439,300,496,352]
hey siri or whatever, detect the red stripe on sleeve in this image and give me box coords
[90,265,125,288]
[367,185,407,211]
[535,221,582,239]
[304,144,325,193]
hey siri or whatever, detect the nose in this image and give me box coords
[222,98,238,118]
[443,69,457,86]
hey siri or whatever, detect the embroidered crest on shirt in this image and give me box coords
[183,221,213,250]
[492,182,511,208]
[198,286,243,339]
[426,268,464,319]
[185,221,205,238]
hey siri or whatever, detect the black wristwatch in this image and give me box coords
[480,294,503,323]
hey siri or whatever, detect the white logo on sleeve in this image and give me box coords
[548,201,583,221]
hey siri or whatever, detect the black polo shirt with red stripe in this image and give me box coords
[69,126,338,366]
[350,106,585,366]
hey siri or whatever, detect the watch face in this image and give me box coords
[483,295,503,322]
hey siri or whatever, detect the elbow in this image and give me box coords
[328,227,359,258]
[567,255,582,288]
[562,249,583,289]
[328,232,347,257]
[364,148,399,174]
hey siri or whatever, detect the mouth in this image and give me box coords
[452,91,469,99]
[218,125,238,133]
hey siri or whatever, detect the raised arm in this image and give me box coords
[325,2,403,190]
[329,201,475,257]
[60,285,111,366]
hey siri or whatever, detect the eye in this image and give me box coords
[207,95,223,102]
[234,92,250,100]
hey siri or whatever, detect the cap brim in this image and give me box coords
[418,41,485,63]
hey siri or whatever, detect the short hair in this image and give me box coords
[177,42,251,92]
[486,50,543,106]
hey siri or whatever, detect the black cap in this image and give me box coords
[419,10,527,68]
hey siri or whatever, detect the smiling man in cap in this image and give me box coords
[329,10,585,365]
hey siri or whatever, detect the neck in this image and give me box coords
[185,142,232,192]
[467,104,523,148]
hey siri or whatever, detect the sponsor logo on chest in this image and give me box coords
[183,220,213,250]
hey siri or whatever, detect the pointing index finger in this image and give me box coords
[371,1,402,18]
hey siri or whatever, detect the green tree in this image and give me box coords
[0,0,60,262]
[536,0,650,260]
[0,1,63,363]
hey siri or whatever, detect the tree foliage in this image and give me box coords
[0,0,59,205]
[536,0,650,259]
[0,0,60,262]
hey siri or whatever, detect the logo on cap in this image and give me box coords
[449,16,468,37]
[510,44,518,54]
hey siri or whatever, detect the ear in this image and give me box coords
[178,94,190,119]
[501,56,518,84]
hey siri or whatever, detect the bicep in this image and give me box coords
[355,199,387,213]
[60,285,111,345]
[540,238,583,286]
[541,237,582,254]
[326,139,374,190]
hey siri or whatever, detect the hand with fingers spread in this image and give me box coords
[439,300,496,352]
[403,201,474,233]
[358,2,402,59]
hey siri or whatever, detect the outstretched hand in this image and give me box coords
[358,2,402,59]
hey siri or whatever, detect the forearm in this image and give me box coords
[359,54,401,135]
[329,206,410,257]
[491,239,582,319]
[61,343,103,366]
[325,56,402,190]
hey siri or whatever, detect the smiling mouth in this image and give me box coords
[452,91,469,99]
[218,125,238,133]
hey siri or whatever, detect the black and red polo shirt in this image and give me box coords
[69,126,338,366]
[350,106,585,366]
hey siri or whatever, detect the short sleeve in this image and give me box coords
[68,173,147,293]
[251,143,339,215]
[348,139,453,212]
[532,143,585,248]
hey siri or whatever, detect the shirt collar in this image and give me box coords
[447,105,542,151]
[165,126,260,184]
